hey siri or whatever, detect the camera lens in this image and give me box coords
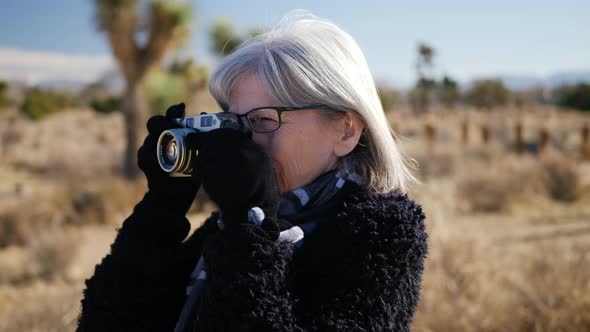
[164,140,178,164]
[157,128,197,174]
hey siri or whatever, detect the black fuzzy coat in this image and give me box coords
[77,188,428,331]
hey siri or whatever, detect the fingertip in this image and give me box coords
[185,132,202,149]
[166,103,186,119]
[147,115,167,133]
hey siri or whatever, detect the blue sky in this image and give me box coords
[0,0,588,87]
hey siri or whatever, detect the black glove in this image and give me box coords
[137,103,200,216]
[191,128,280,227]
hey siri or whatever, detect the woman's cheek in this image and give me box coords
[270,144,304,193]
[258,128,306,192]
[271,157,287,193]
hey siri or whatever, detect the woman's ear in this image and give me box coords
[333,112,364,157]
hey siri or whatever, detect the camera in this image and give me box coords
[156,112,243,176]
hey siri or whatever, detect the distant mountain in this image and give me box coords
[22,70,125,95]
[545,71,590,88]
[9,66,590,94]
[495,75,541,91]
[497,70,590,91]
[37,79,90,93]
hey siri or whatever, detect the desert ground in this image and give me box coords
[0,103,589,331]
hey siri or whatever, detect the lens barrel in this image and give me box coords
[156,128,198,175]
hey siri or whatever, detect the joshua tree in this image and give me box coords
[411,42,436,113]
[209,18,265,57]
[416,43,435,80]
[0,80,10,107]
[209,18,242,57]
[94,0,191,179]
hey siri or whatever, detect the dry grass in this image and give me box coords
[414,230,590,332]
[28,226,79,281]
[0,226,79,285]
[65,177,148,225]
[0,108,125,181]
[0,197,71,248]
[412,172,590,332]
[457,172,513,212]
[0,105,589,331]
[0,281,81,332]
[455,150,583,213]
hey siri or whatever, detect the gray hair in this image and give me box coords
[208,10,417,193]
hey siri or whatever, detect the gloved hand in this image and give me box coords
[137,103,200,216]
[191,128,280,228]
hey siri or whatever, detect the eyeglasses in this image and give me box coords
[230,104,346,133]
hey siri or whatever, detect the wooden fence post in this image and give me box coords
[582,124,590,161]
[425,123,436,151]
[515,122,523,154]
[539,129,550,154]
[461,121,469,145]
[481,125,490,145]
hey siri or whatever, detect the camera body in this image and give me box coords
[157,112,243,176]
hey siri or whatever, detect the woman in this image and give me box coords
[78,11,428,332]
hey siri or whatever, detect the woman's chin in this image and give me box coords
[271,160,289,194]
[277,177,291,194]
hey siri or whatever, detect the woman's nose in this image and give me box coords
[251,132,263,145]
[251,132,270,150]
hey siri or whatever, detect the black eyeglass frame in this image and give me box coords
[230,104,347,133]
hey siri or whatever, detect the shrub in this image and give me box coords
[555,83,590,111]
[456,152,581,212]
[0,208,30,248]
[0,246,37,284]
[20,89,78,120]
[539,152,580,202]
[457,173,512,212]
[0,80,13,107]
[145,69,190,115]
[416,152,455,179]
[0,195,73,250]
[70,189,109,224]
[377,85,401,112]
[0,209,78,283]
[65,176,207,225]
[27,226,78,281]
[89,96,122,113]
[465,79,512,109]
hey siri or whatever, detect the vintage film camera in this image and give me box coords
[156,112,243,176]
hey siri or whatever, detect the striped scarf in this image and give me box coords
[174,170,361,331]
[276,169,361,246]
